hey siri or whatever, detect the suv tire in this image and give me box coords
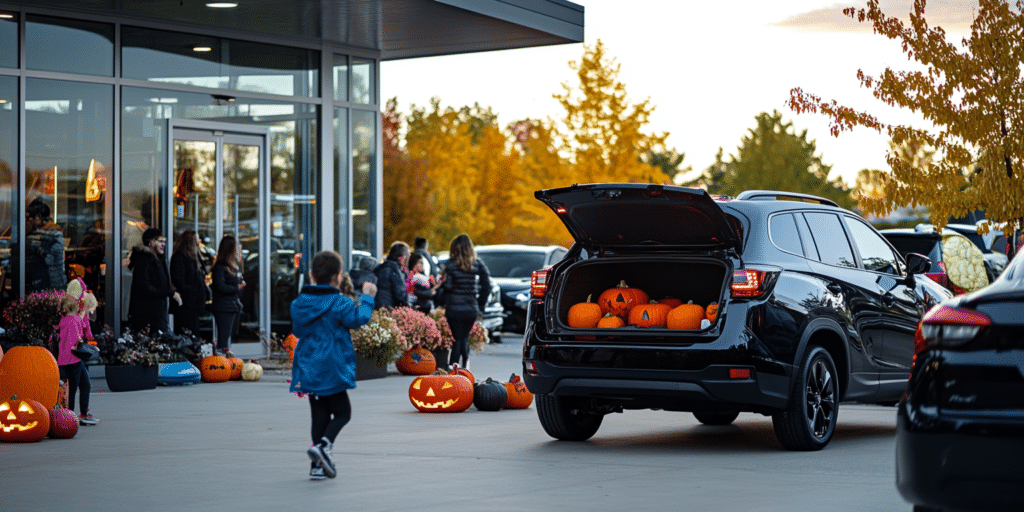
[536,395,603,441]
[692,410,740,425]
[772,346,838,451]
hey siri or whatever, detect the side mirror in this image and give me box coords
[905,253,931,276]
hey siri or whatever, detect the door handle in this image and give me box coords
[827,283,842,294]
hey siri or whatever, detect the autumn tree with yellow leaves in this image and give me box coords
[788,0,1024,242]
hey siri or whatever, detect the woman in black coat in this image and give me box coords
[128,228,181,333]
[372,241,410,310]
[439,234,490,370]
[170,229,208,341]
[211,235,245,354]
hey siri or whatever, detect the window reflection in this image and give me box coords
[333,55,349,102]
[26,15,114,76]
[0,77,15,312]
[0,12,16,69]
[351,58,374,105]
[351,109,376,252]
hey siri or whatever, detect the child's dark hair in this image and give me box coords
[311,250,343,285]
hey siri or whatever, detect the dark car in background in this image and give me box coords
[473,244,568,334]
[896,250,1024,511]
[522,185,948,450]
[882,225,996,294]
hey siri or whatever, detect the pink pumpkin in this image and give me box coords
[48,404,79,439]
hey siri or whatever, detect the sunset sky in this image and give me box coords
[381,0,979,187]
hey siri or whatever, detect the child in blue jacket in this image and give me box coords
[290,250,377,480]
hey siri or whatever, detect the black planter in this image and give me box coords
[354,354,387,381]
[105,365,159,392]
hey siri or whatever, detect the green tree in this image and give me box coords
[788,0,1024,234]
[682,147,732,194]
[644,148,691,183]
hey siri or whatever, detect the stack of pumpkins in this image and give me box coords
[198,355,263,383]
[407,367,534,413]
[567,280,718,330]
[0,346,80,442]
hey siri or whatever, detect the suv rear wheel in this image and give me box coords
[772,346,838,451]
[692,410,740,425]
[536,395,604,441]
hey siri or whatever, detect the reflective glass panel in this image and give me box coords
[333,54,348,102]
[334,107,349,255]
[351,109,376,252]
[122,26,319,98]
[26,15,114,76]
[0,77,15,311]
[351,57,374,105]
[0,12,17,69]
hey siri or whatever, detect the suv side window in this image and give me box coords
[844,216,900,274]
[794,212,820,260]
[803,212,857,268]
[769,213,803,256]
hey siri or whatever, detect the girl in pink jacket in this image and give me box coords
[57,291,99,426]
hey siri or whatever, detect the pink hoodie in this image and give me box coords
[57,314,94,366]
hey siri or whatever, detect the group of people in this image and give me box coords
[127,227,245,354]
[289,233,491,480]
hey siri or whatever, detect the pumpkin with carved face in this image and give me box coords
[200,355,232,383]
[0,395,51,442]
[408,374,473,413]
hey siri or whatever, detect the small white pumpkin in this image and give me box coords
[241,361,263,381]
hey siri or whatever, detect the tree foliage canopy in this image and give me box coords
[788,0,1024,230]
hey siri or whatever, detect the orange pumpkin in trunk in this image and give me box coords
[666,301,706,330]
[598,280,648,319]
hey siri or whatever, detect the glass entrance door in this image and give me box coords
[171,127,267,353]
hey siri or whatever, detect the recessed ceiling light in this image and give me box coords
[0,99,7,104]
[0,13,14,19]
[193,46,212,52]
[206,2,238,7]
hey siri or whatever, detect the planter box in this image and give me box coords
[105,365,159,392]
[355,354,387,381]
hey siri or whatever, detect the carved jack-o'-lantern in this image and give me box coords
[0,346,61,410]
[0,395,51,442]
[200,355,232,383]
[628,301,671,328]
[408,374,474,413]
[598,280,648,319]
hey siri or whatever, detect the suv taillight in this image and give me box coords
[914,304,991,356]
[731,268,778,298]
[531,269,549,298]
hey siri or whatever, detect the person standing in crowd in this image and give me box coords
[439,234,490,370]
[24,197,67,294]
[406,253,441,315]
[170,229,209,340]
[290,250,376,480]
[57,290,99,426]
[128,228,180,333]
[372,241,410,310]
[211,235,245,354]
[413,236,439,280]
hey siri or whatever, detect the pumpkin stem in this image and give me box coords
[616,280,629,288]
[585,294,592,303]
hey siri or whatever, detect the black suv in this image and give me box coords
[522,184,949,451]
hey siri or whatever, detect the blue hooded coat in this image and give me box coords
[289,285,375,396]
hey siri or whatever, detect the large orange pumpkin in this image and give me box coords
[408,374,474,412]
[0,395,51,442]
[228,357,244,380]
[659,297,683,309]
[666,301,706,330]
[596,313,626,328]
[598,280,648,319]
[396,344,437,375]
[0,346,60,410]
[567,294,603,328]
[706,302,719,323]
[503,373,534,409]
[628,301,671,328]
[200,355,232,383]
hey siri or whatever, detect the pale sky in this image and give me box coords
[381,1,978,187]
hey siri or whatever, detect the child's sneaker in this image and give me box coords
[306,439,336,479]
[309,461,326,480]
[79,413,99,426]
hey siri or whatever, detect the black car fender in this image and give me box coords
[792,316,851,399]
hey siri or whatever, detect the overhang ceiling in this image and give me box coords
[5,0,584,60]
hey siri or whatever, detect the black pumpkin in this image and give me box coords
[473,377,508,412]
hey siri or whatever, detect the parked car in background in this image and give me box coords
[882,225,992,294]
[473,244,568,334]
[945,222,1008,281]
[523,185,948,450]
[896,247,1024,511]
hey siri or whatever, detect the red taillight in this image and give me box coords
[914,304,992,355]
[731,268,776,298]
[924,272,948,287]
[729,368,751,379]
[531,269,549,298]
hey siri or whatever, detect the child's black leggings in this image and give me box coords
[309,391,351,445]
[58,361,90,414]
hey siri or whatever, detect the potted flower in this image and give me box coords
[94,326,162,391]
[1,290,64,353]
[390,307,442,374]
[350,309,402,380]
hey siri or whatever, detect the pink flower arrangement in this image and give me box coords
[389,307,442,351]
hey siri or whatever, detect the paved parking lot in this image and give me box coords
[2,336,910,512]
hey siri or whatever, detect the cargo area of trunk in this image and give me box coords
[552,257,730,330]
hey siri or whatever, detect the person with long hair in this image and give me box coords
[210,235,245,354]
[170,229,209,340]
[439,233,491,369]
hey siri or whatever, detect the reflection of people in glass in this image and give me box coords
[211,235,245,354]
[25,197,67,293]
[170,229,208,341]
[128,228,180,333]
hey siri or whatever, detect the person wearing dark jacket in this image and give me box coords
[413,236,439,280]
[24,198,67,294]
[372,241,410,310]
[128,228,181,333]
[439,234,490,370]
[211,235,245,354]
[170,229,208,340]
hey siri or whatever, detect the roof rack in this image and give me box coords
[735,190,839,208]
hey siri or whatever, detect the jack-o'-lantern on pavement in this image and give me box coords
[408,374,473,413]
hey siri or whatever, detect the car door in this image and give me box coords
[843,216,921,398]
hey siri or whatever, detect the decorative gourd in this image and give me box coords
[596,313,626,328]
[408,374,474,413]
[228,357,244,380]
[659,297,684,309]
[503,373,534,409]
[241,361,263,381]
[0,395,50,442]
[706,302,719,323]
[0,346,61,410]
[598,280,648,319]
[666,301,706,330]
[628,301,671,328]
[473,378,508,411]
[449,364,474,384]
[567,294,603,328]
[396,344,437,375]
[48,403,79,439]
[199,355,232,383]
